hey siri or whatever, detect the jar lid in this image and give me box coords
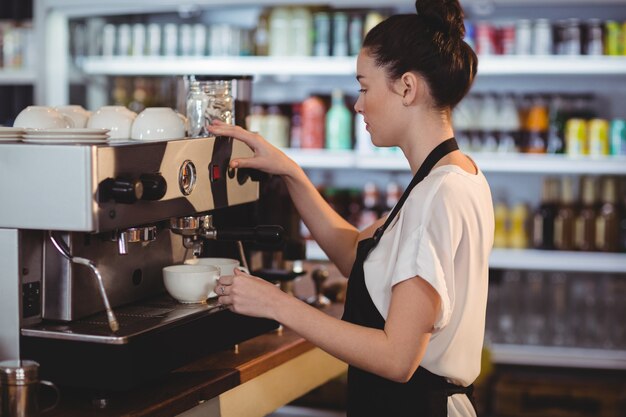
[0,360,39,385]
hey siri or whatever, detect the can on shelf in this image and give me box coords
[588,118,610,156]
[565,118,588,156]
[604,21,622,56]
[609,118,626,155]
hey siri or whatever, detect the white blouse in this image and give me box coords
[363,164,494,417]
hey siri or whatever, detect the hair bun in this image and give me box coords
[415,0,466,39]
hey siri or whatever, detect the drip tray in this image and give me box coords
[20,295,279,391]
[21,295,223,344]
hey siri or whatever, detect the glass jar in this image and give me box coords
[201,80,233,126]
[186,81,209,137]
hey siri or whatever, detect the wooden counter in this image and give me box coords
[46,304,346,417]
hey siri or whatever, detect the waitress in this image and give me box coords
[208,0,493,416]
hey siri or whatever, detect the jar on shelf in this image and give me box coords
[200,80,233,126]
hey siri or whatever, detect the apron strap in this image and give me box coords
[373,137,458,243]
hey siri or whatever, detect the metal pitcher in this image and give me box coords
[0,360,59,417]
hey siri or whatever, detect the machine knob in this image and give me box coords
[99,178,143,204]
[140,173,167,201]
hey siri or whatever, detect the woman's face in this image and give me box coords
[354,49,406,148]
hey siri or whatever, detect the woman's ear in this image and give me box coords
[398,72,420,106]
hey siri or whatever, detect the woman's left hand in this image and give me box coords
[215,269,286,320]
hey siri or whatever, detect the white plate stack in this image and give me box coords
[0,127,25,141]
[22,128,110,144]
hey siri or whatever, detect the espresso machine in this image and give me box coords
[0,133,283,391]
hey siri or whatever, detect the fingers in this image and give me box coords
[206,123,260,147]
[218,275,234,285]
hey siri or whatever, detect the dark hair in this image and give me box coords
[363,0,477,109]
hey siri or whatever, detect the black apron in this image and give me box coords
[342,138,475,417]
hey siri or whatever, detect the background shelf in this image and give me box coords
[491,344,626,369]
[0,69,36,85]
[306,241,626,273]
[78,55,626,78]
[285,149,626,175]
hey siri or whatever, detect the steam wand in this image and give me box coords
[48,231,119,332]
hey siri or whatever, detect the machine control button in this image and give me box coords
[179,160,197,196]
[210,164,221,182]
[99,178,143,204]
[140,173,167,200]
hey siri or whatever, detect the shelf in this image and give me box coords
[285,149,626,175]
[477,55,626,76]
[79,56,357,77]
[0,69,36,85]
[78,55,626,78]
[489,248,626,273]
[306,242,626,273]
[491,344,626,370]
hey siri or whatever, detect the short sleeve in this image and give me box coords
[390,225,453,331]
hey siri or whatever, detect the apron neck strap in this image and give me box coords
[373,137,458,242]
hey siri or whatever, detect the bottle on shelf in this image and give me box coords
[533,177,558,250]
[574,176,598,252]
[265,105,290,148]
[595,176,620,252]
[254,9,270,56]
[290,103,303,149]
[493,202,509,249]
[496,94,521,153]
[546,95,566,154]
[325,89,352,150]
[357,182,380,231]
[246,104,267,136]
[525,95,549,153]
[268,7,291,56]
[508,203,530,249]
[382,181,402,217]
[313,11,331,56]
[291,7,313,56]
[478,94,499,152]
[554,176,576,251]
[300,95,326,149]
[332,12,349,57]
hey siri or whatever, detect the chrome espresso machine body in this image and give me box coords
[0,135,279,390]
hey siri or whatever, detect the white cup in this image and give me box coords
[163,264,220,304]
[184,257,249,297]
[56,105,91,128]
[131,107,185,140]
[13,106,73,129]
[87,106,137,140]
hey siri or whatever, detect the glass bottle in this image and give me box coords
[497,94,521,153]
[186,81,209,137]
[533,177,558,249]
[595,177,620,252]
[325,89,352,150]
[301,96,326,149]
[357,182,380,230]
[265,105,290,148]
[255,9,270,56]
[382,181,402,217]
[574,176,598,251]
[508,203,530,249]
[554,176,576,251]
[525,96,549,153]
[269,7,291,56]
[291,7,313,56]
[493,202,509,249]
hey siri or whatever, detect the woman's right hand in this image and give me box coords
[206,120,297,177]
